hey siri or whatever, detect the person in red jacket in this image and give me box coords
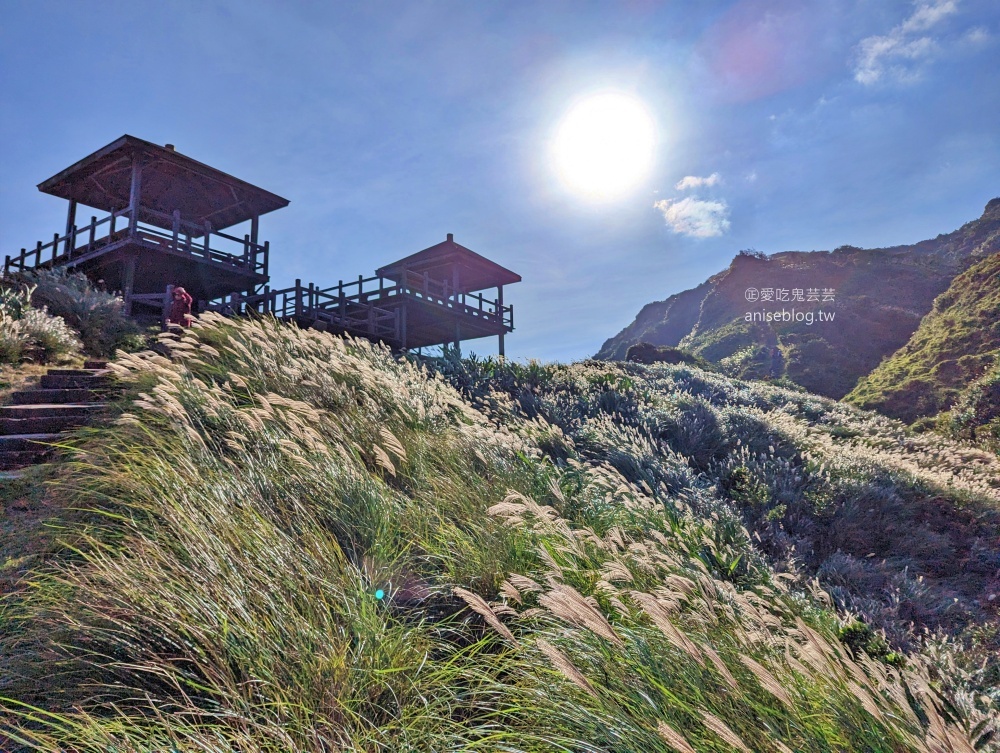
[168,286,193,326]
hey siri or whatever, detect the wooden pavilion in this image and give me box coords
[224,234,521,356]
[5,134,288,318]
[8,136,520,355]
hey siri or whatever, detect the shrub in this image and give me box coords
[14,268,143,357]
[0,282,81,363]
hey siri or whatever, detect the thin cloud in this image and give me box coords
[654,197,731,238]
[853,0,959,85]
[675,173,721,190]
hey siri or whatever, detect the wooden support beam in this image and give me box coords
[123,255,137,316]
[161,284,175,331]
[250,213,259,245]
[64,199,77,258]
[128,151,143,235]
[400,305,407,350]
[498,286,505,357]
[172,209,181,250]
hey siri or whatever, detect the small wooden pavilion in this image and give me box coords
[229,234,521,356]
[5,134,288,318]
[374,234,521,354]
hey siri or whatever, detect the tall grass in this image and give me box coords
[0,283,81,364]
[0,314,993,750]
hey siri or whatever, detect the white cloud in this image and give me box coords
[853,0,959,85]
[963,26,991,46]
[674,172,721,190]
[653,197,731,238]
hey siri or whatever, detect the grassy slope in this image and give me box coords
[847,251,1000,424]
[0,314,997,751]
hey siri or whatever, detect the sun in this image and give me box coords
[552,92,657,201]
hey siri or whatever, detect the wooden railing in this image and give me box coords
[203,281,400,342]
[4,208,268,277]
[201,274,513,344]
[328,272,514,329]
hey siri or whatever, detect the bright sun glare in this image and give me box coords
[552,92,656,201]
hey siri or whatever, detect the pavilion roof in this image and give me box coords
[376,234,521,294]
[37,135,289,232]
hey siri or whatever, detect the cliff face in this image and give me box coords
[596,199,1000,399]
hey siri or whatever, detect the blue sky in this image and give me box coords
[2,0,998,361]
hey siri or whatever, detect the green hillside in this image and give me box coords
[597,199,1000,400]
[1,314,998,751]
[847,249,1000,426]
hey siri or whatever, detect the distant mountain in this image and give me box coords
[596,199,1000,399]
[847,240,1000,424]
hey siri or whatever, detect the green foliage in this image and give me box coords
[0,281,81,364]
[847,251,1000,425]
[838,620,904,667]
[13,268,144,357]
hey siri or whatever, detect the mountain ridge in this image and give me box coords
[596,199,1000,400]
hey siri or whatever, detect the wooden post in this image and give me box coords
[123,255,137,316]
[52,233,59,263]
[88,216,97,253]
[161,284,174,331]
[243,234,251,267]
[64,199,77,257]
[498,286,505,356]
[400,305,407,350]
[338,280,345,325]
[172,210,180,250]
[109,210,116,237]
[262,240,269,276]
[34,241,42,267]
[203,221,211,257]
[295,279,302,317]
[128,151,143,235]
[250,213,259,245]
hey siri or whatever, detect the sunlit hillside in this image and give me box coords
[1,313,997,752]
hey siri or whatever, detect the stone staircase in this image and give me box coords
[0,361,112,472]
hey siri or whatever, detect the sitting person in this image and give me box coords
[168,286,194,326]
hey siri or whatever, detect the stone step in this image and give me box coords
[39,373,113,390]
[83,360,108,369]
[0,433,63,451]
[0,449,50,470]
[9,388,98,405]
[0,403,105,419]
[0,414,90,435]
[46,368,109,376]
